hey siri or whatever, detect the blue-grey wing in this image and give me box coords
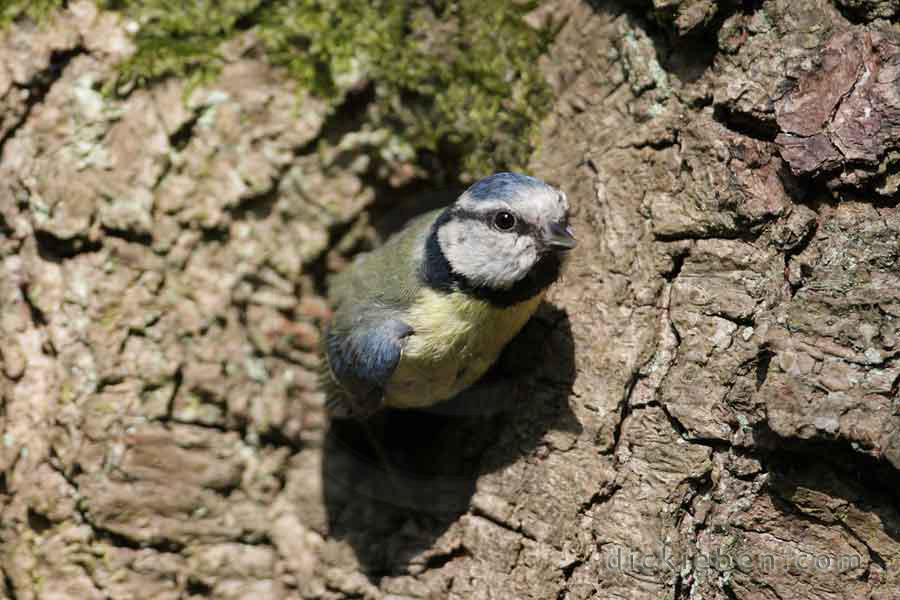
[324,318,413,418]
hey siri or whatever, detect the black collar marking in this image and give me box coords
[422,209,562,308]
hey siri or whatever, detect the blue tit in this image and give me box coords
[321,172,576,418]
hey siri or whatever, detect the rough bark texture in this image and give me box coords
[1,1,899,599]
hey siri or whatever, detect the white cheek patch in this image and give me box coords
[438,220,536,289]
[515,239,537,276]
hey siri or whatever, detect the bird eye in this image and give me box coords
[492,211,517,231]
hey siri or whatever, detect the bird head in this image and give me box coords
[431,172,576,294]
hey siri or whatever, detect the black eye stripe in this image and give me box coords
[448,207,534,235]
[449,208,489,222]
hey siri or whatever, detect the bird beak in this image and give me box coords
[545,222,577,251]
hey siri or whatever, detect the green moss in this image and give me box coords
[102,0,559,177]
[2,0,558,177]
[98,0,262,87]
[0,0,67,28]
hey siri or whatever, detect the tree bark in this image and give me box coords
[0,1,898,599]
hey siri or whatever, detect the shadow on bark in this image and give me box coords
[764,436,900,547]
[320,304,579,578]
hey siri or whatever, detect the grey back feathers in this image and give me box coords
[322,210,436,416]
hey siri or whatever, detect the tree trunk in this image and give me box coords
[1,1,898,599]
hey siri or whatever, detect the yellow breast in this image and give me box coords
[384,288,544,408]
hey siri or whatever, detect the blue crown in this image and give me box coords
[465,172,547,202]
